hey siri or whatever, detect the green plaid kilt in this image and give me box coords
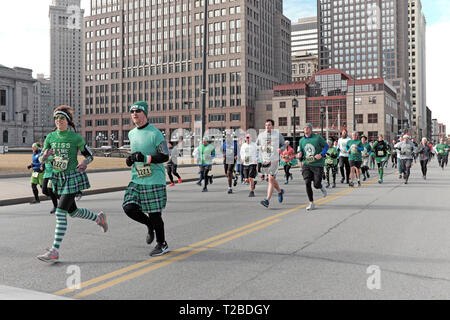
[122,182,167,214]
[52,169,90,195]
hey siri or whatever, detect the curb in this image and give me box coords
[0,175,227,207]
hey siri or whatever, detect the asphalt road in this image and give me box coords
[1,160,450,300]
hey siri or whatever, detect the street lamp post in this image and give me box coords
[292,98,298,152]
[201,0,208,139]
[320,105,326,137]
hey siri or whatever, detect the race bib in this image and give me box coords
[226,148,234,156]
[244,156,250,164]
[325,158,334,165]
[377,150,385,157]
[136,164,152,178]
[53,156,69,171]
[32,171,40,178]
[305,155,315,163]
[351,144,358,154]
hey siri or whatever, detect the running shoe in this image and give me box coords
[209,175,213,184]
[326,182,330,188]
[97,212,108,233]
[290,173,293,181]
[332,182,336,188]
[357,180,361,187]
[284,181,289,185]
[146,228,155,245]
[340,178,345,183]
[306,202,315,211]
[169,182,175,187]
[37,248,59,263]
[363,176,366,181]
[202,187,208,192]
[399,174,402,179]
[196,181,202,186]
[278,189,284,203]
[50,207,56,214]
[349,182,354,187]
[260,199,269,208]
[177,178,182,184]
[378,179,383,184]
[248,191,255,197]
[150,242,169,257]
[321,185,327,197]
[233,177,238,187]
[423,175,426,180]
[227,189,233,194]
[30,200,40,205]
[366,172,370,178]
[76,192,83,201]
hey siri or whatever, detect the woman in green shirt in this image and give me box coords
[37,106,108,263]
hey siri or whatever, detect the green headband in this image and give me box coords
[32,143,41,150]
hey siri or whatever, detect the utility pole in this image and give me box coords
[201,0,208,139]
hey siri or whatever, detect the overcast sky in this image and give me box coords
[0,0,448,128]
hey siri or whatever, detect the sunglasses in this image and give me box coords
[54,115,67,120]
[130,109,143,114]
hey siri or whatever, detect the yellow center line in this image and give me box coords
[54,179,375,297]
[72,219,281,299]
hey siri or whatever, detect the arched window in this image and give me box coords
[3,130,8,143]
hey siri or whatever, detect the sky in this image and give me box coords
[0,0,448,129]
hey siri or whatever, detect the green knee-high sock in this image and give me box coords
[69,208,98,222]
[378,168,384,179]
[52,209,68,251]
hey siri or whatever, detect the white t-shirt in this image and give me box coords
[240,142,258,165]
[337,137,351,157]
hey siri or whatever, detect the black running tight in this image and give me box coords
[123,204,165,243]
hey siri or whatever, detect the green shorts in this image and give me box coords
[52,170,90,195]
[30,172,44,185]
[122,182,167,214]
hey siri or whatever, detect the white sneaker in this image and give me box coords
[321,185,327,198]
[306,202,315,211]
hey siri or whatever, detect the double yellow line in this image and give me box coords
[54,179,376,299]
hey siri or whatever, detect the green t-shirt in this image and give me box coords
[436,144,449,156]
[298,133,327,167]
[362,143,371,158]
[325,146,338,166]
[129,124,166,185]
[198,143,216,165]
[43,156,54,179]
[346,140,363,162]
[43,130,87,173]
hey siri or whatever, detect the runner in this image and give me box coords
[41,151,58,214]
[258,119,286,208]
[280,140,297,185]
[360,135,372,181]
[122,101,170,257]
[337,129,351,184]
[346,131,364,187]
[324,138,338,188]
[435,138,449,170]
[394,137,404,179]
[391,139,398,168]
[222,133,238,194]
[416,137,432,179]
[297,123,328,211]
[371,134,390,183]
[369,141,376,169]
[240,133,258,197]
[167,138,182,187]
[395,134,417,184]
[37,106,107,263]
[28,143,44,204]
[198,136,216,192]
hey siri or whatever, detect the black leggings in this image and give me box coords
[167,164,181,183]
[400,159,412,181]
[201,166,211,188]
[339,157,350,182]
[42,178,58,208]
[58,194,78,214]
[420,160,428,176]
[302,166,323,202]
[284,165,291,182]
[31,183,40,201]
[123,204,165,244]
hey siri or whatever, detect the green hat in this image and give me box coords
[130,101,148,116]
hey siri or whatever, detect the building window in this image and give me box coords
[85,120,93,127]
[291,117,300,126]
[230,113,241,121]
[266,104,272,111]
[369,96,377,104]
[169,116,179,123]
[355,114,363,124]
[368,131,378,142]
[279,101,286,108]
[3,130,8,143]
[278,117,287,126]
[368,113,378,124]
[0,90,6,106]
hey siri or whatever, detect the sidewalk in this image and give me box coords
[0,164,227,206]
